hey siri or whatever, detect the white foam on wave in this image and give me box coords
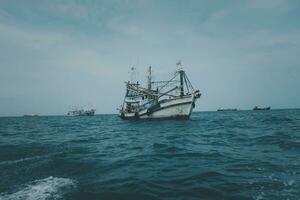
[0,176,75,200]
[284,179,295,187]
[0,152,62,166]
[0,155,45,166]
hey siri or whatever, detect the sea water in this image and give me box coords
[0,109,299,200]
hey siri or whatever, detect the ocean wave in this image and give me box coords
[0,156,44,166]
[1,110,300,199]
[253,133,300,151]
[0,153,60,166]
[261,116,295,124]
[0,176,75,200]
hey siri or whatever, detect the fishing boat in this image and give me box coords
[253,106,271,111]
[67,108,96,116]
[118,62,201,120]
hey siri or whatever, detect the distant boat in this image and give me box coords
[217,108,238,112]
[23,114,39,117]
[253,106,271,111]
[67,108,96,116]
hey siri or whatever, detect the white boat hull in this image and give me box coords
[120,95,196,120]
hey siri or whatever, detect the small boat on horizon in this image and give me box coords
[67,108,96,116]
[23,114,39,117]
[253,106,271,111]
[217,108,238,112]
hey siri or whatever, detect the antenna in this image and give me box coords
[137,56,140,67]
[176,60,183,70]
[129,66,138,83]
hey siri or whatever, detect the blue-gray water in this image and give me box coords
[0,110,300,200]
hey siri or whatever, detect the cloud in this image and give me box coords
[0,22,68,50]
[50,1,90,21]
[245,0,291,12]
[0,19,128,115]
[0,0,300,115]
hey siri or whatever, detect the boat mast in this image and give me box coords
[179,70,184,97]
[147,66,152,90]
[176,61,184,97]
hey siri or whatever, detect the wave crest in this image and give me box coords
[0,176,75,200]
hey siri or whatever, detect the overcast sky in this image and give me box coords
[0,0,300,116]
